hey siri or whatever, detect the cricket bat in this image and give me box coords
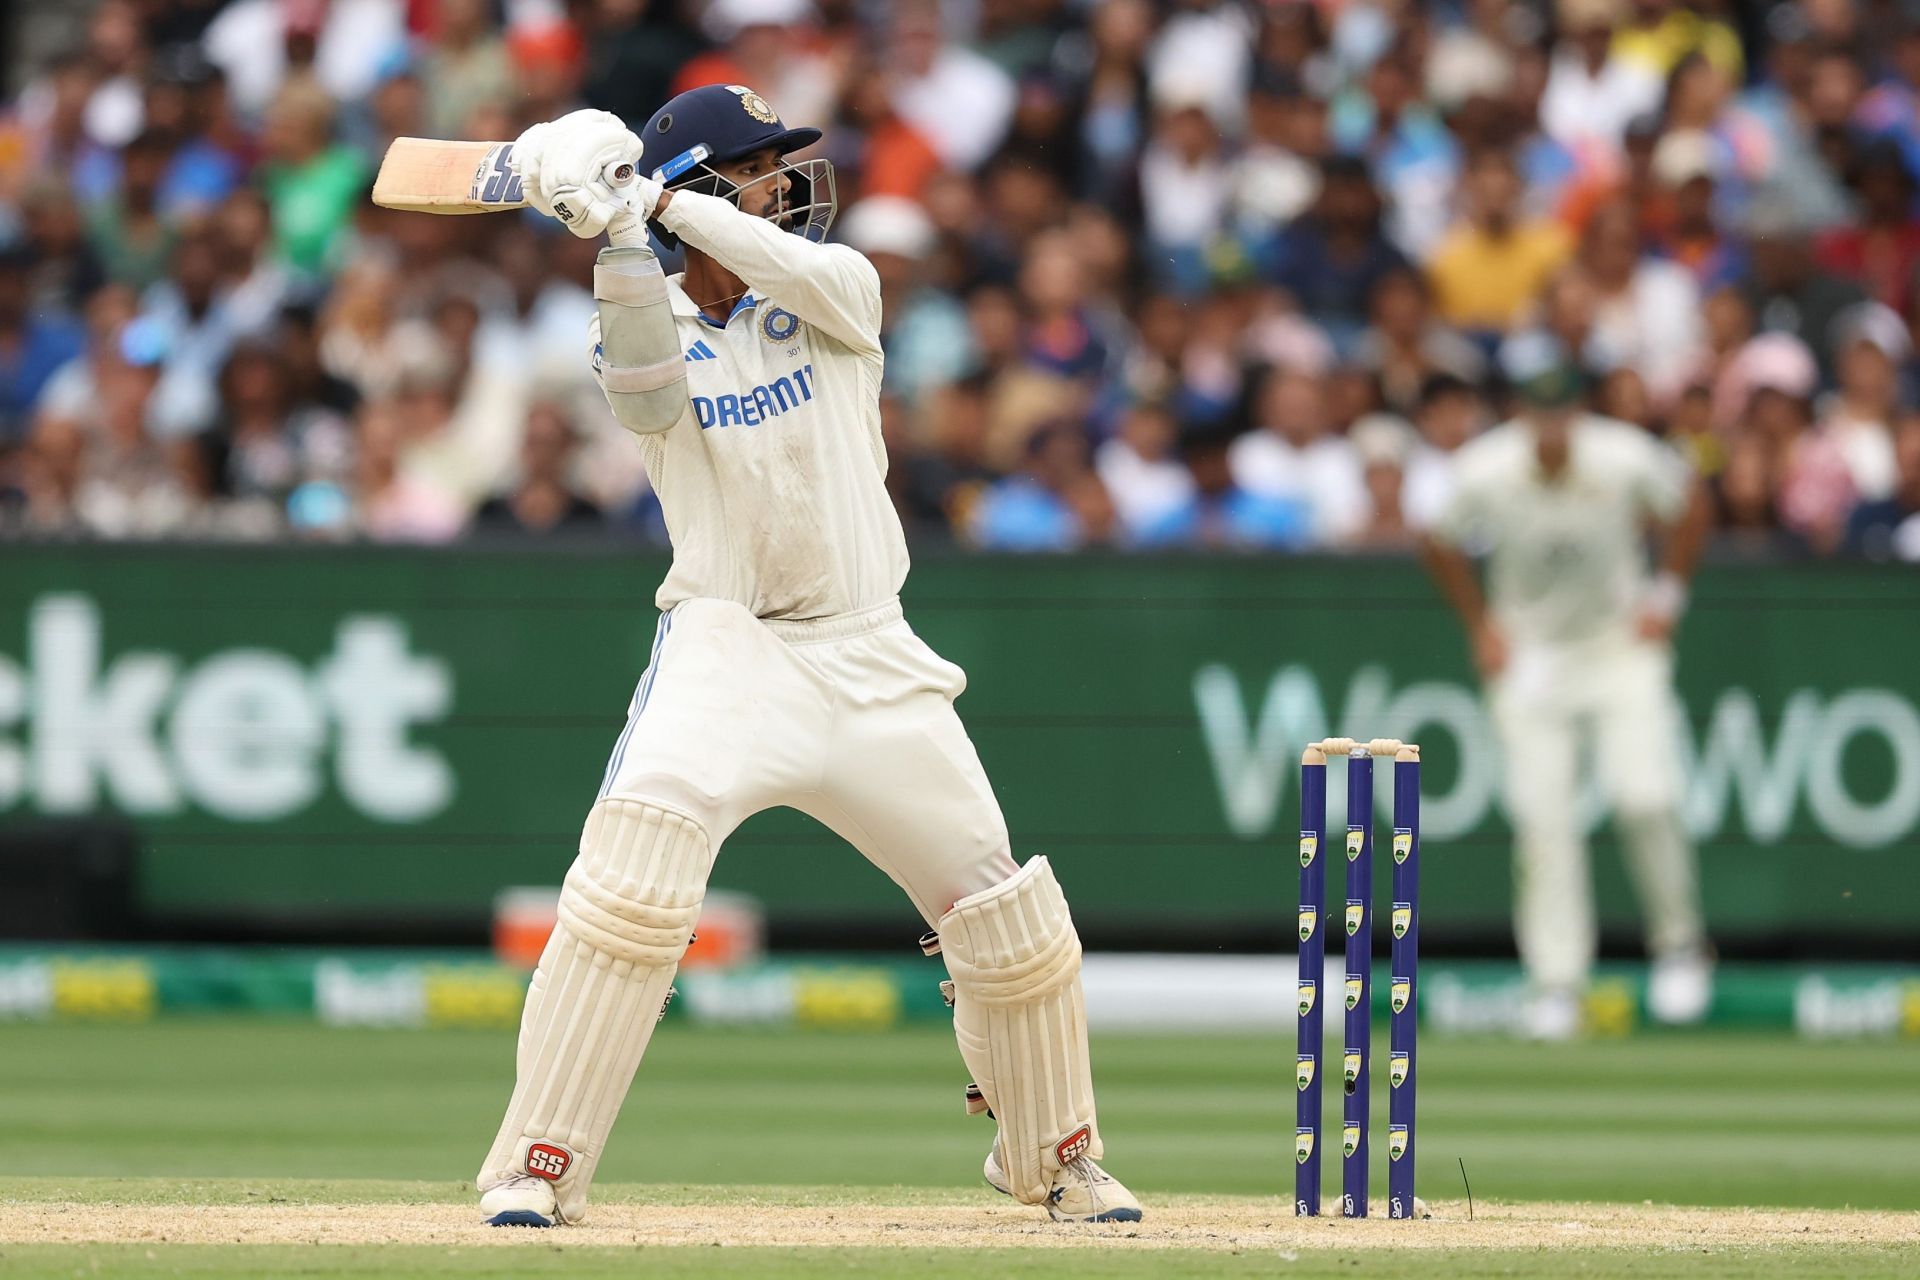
[371,137,527,213]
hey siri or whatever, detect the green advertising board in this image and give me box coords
[0,546,1914,949]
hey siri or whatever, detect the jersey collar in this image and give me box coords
[666,275,757,329]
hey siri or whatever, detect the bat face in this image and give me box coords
[372,138,528,214]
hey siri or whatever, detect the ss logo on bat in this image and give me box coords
[474,145,525,205]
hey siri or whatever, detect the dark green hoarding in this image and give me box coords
[0,547,1914,948]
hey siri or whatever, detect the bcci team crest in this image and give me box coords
[1389,1124,1409,1162]
[1389,1051,1410,1088]
[1295,1128,1315,1164]
[1345,901,1365,936]
[761,306,802,344]
[1298,982,1316,1017]
[1342,1050,1361,1089]
[1298,908,1317,942]
[1345,829,1365,861]
[1342,1123,1361,1158]
[1391,977,1412,1015]
[1392,903,1413,939]
[726,84,778,124]
[1299,832,1318,867]
[1296,1054,1315,1091]
[1344,976,1364,1010]
[1392,829,1413,863]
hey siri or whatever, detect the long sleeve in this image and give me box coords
[657,191,882,357]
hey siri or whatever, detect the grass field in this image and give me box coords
[1,1020,1916,1277]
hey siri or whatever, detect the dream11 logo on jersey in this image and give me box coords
[0,594,455,824]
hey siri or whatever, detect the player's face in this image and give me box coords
[715,148,791,221]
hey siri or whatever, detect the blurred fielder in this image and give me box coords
[1421,337,1715,1040]
[473,88,1140,1226]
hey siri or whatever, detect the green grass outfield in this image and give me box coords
[1,1021,1916,1277]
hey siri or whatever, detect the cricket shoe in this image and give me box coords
[1647,948,1714,1025]
[1522,987,1581,1041]
[984,1144,1144,1223]
[480,1174,558,1227]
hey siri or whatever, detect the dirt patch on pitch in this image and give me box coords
[0,1197,1914,1253]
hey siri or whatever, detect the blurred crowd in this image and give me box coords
[3,0,1920,559]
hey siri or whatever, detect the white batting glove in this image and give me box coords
[511,109,661,244]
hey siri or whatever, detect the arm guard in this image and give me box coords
[592,245,689,436]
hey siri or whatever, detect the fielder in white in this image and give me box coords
[472,87,1141,1226]
[1421,339,1716,1040]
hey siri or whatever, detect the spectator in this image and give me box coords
[472,403,603,538]
[580,0,705,128]
[1096,400,1195,542]
[1819,303,1908,502]
[1645,129,1744,291]
[86,128,178,289]
[969,420,1102,551]
[421,0,515,139]
[1353,266,1487,414]
[889,0,1016,171]
[30,282,140,440]
[1541,0,1664,158]
[0,52,115,207]
[80,1,148,151]
[1815,140,1920,314]
[838,196,973,404]
[1403,372,1485,530]
[1265,156,1410,346]
[140,230,243,437]
[836,54,943,202]
[1231,70,1327,245]
[1613,0,1743,82]
[152,50,249,217]
[17,180,107,318]
[0,243,87,447]
[1228,366,1368,545]
[676,0,839,135]
[1137,75,1231,294]
[1846,415,1920,559]
[202,0,407,120]
[1072,0,1154,205]
[258,80,365,278]
[213,188,293,337]
[1337,41,1461,258]
[1427,147,1573,337]
[899,374,996,538]
[1138,427,1310,550]
[1347,412,1420,552]
[1146,0,1254,137]
[352,399,464,544]
[1742,198,1867,382]
[474,225,597,400]
[1579,199,1702,405]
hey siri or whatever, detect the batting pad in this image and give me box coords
[478,799,712,1223]
[938,856,1101,1205]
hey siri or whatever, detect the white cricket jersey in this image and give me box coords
[594,189,909,620]
[1432,414,1691,646]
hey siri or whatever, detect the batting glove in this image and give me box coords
[511,109,661,245]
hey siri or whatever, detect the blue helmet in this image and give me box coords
[640,84,836,245]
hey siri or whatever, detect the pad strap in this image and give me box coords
[599,356,687,393]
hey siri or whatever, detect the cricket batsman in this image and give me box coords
[471,88,1141,1227]
[1420,336,1716,1040]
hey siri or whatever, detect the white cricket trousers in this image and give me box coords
[597,597,1019,923]
[1487,635,1707,991]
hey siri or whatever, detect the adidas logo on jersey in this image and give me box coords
[684,340,717,362]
